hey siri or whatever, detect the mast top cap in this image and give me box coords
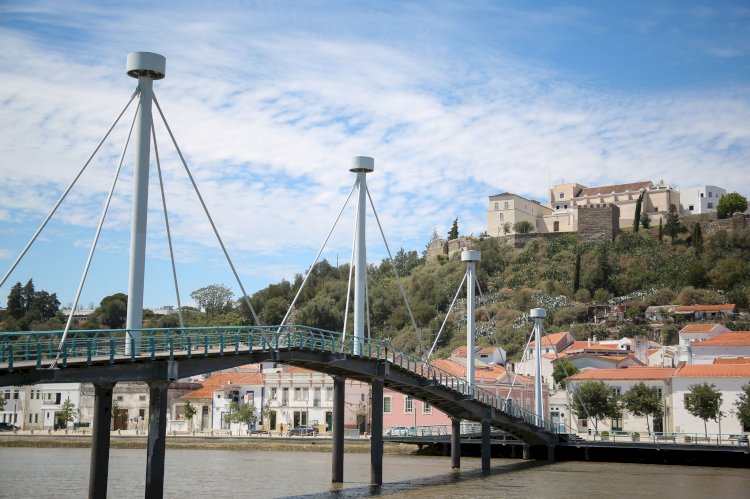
[127,52,166,80]
[461,250,481,262]
[349,156,374,173]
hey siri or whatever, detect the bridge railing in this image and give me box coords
[0,325,561,434]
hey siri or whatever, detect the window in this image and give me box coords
[29,414,33,423]
[499,213,504,220]
[404,396,414,414]
[13,391,19,400]
[34,413,38,424]
[494,202,499,210]
[612,415,623,432]
[708,203,713,209]
[313,387,321,407]
[504,201,509,209]
[361,393,365,402]
[326,387,333,401]
[656,388,663,399]
[611,387,621,397]
[282,388,289,406]
[423,402,432,414]
[559,193,564,199]
[294,388,302,401]
[563,204,568,209]
[689,205,694,211]
[700,193,704,197]
[139,395,146,401]
[553,221,560,232]
[579,418,588,428]
[271,387,277,400]
[116,395,124,402]
[383,396,392,413]
[555,205,560,210]
[139,409,145,419]
[708,192,713,198]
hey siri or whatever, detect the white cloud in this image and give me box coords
[1,1,749,303]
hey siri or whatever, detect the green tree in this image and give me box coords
[58,398,76,429]
[664,204,682,243]
[100,293,128,329]
[0,394,5,411]
[6,282,25,319]
[633,191,644,232]
[111,400,121,430]
[639,212,651,229]
[717,192,748,219]
[685,383,722,437]
[191,284,235,317]
[502,222,512,235]
[621,382,663,433]
[571,380,621,432]
[513,220,534,234]
[448,218,459,240]
[552,358,580,389]
[573,250,581,293]
[658,218,663,240]
[692,223,704,256]
[184,401,197,430]
[733,384,750,432]
[223,401,258,428]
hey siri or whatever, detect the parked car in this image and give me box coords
[385,426,416,437]
[0,423,19,432]
[287,425,319,436]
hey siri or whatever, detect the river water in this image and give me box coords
[0,447,748,498]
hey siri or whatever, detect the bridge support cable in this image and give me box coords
[89,382,115,499]
[53,101,141,367]
[151,126,184,329]
[332,376,345,483]
[365,186,425,358]
[451,418,461,469]
[504,326,536,402]
[145,380,169,498]
[152,94,261,327]
[341,186,360,345]
[427,272,466,360]
[0,90,139,291]
[277,182,357,331]
[370,378,384,485]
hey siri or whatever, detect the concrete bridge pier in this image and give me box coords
[547,445,555,462]
[451,418,461,469]
[370,378,383,485]
[145,381,169,498]
[89,382,115,499]
[522,444,530,460]
[481,421,491,472]
[332,376,345,483]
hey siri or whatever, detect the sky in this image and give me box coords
[0,1,749,310]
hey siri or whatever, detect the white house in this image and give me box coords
[679,185,727,215]
[670,364,750,435]
[690,331,750,364]
[41,383,82,430]
[212,372,265,433]
[568,367,676,434]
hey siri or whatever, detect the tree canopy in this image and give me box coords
[191,284,235,317]
[571,380,620,432]
[733,383,750,432]
[717,192,748,219]
[685,383,722,437]
[552,359,579,389]
[621,382,662,432]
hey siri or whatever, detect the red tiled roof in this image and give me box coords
[713,358,750,364]
[562,341,622,353]
[674,304,736,313]
[430,358,508,381]
[530,332,570,349]
[577,181,652,197]
[674,364,750,377]
[179,372,264,400]
[679,323,723,334]
[570,367,676,381]
[691,332,750,347]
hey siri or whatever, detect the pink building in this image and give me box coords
[382,356,548,433]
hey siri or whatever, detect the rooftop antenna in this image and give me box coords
[125,52,166,355]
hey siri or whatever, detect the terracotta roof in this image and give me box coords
[562,341,622,353]
[674,364,750,377]
[530,332,570,349]
[283,366,317,374]
[674,304,736,313]
[478,347,497,355]
[679,323,723,334]
[577,181,652,197]
[451,346,469,357]
[430,358,508,381]
[713,358,750,364]
[179,372,264,400]
[570,367,676,381]
[691,332,750,347]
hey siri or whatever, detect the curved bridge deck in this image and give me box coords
[0,325,563,446]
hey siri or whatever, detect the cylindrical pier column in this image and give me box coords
[350,157,374,356]
[89,382,115,499]
[481,420,491,472]
[332,376,346,482]
[125,51,166,355]
[145,380,169,498]
[451,418,461,469]
[370,378,384,485]
[531,308,547,426]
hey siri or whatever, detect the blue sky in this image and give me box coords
[1,1,749,310]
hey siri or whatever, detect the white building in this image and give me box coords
[690,331,750,365]
[679,185,727,215]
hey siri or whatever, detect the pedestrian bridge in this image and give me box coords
[0,325,562,447]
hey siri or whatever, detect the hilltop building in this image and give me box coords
[487,180,681,236]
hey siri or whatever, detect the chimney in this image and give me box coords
[587,337,591,347]
[633,336,649,365]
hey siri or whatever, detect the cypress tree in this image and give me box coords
[693,222,704,256]
[658,218,663,240]
[573,250,581,292]
[633,191,644,232]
